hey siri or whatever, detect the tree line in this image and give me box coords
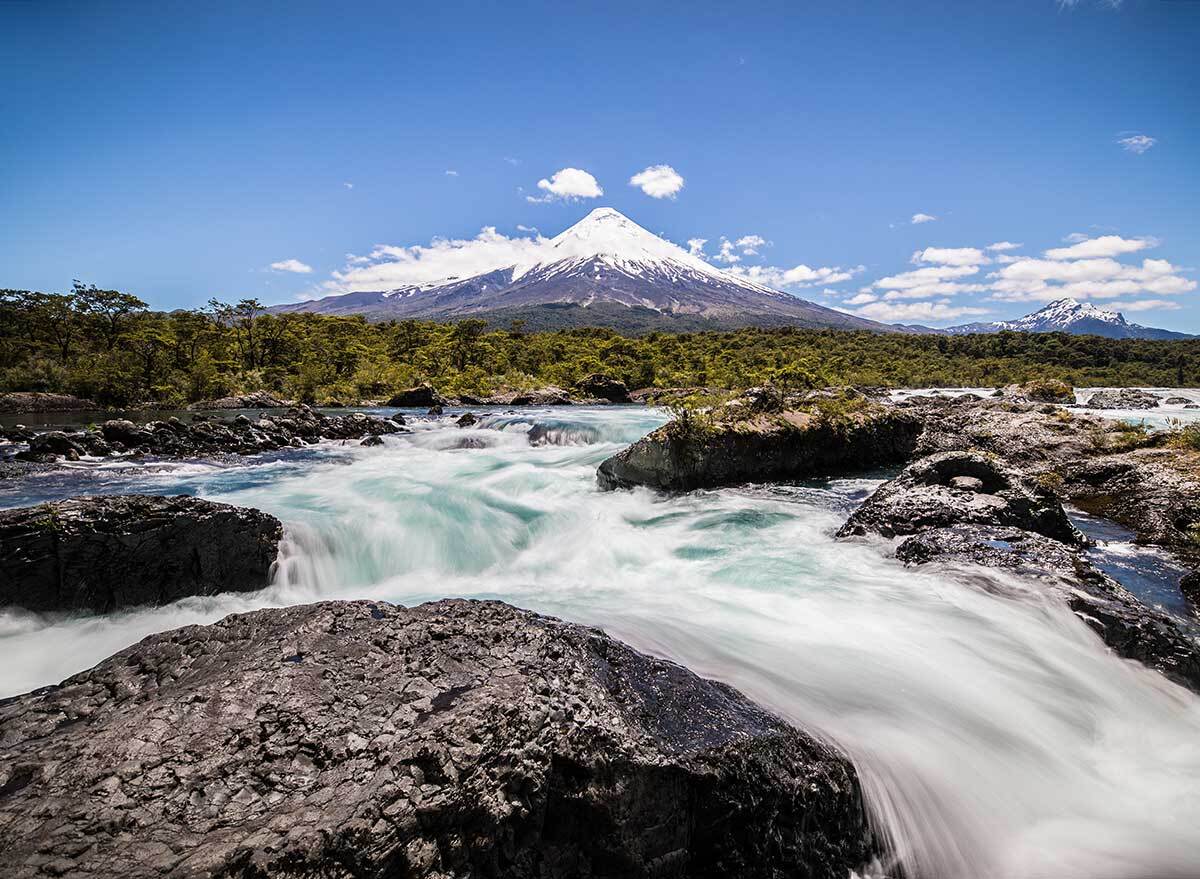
[1,285,1197,407]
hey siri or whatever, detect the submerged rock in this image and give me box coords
[838,451,1085,545]
[0,599,877,878]
[1084,388,1161,410]
[0,495,281,614]
[456,411,478,427]
[894,524,1200,693]
[598,398,920,491]
[0,392,100,413]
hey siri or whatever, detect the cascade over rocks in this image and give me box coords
[7,405,402,463]
[0,495,281,614]
[894,525,1200,692]
[837,451,1086,545]
[0,599,877,879]
[598,395,921,491]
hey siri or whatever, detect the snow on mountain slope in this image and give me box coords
[271,208,891,331]
[945,298,1192,340]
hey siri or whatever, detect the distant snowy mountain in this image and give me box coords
[944,298,1192,340]
[270,208,897,332]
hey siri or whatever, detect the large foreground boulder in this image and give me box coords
[599,398,920,491]
[0,599,876,878]
[0,495,282,614]
[387,383,447,408]
[837,451,1085,545]
[575,373,632,403]
[0,392,100,413]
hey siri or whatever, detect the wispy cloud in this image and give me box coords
[850,300,989,323]
[629,164,685,199]
[445,169,459,177]
[342,182,354,190]
[269,259,313,274]
[1117,134,1156,154]
[986,241,1022,252]
[526,167,603,203]
[911,213,937,225]
[1043,234,1157,260]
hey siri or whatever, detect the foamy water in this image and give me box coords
[3,405,1200,878]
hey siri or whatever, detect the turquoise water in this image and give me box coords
[3,405,1200,878]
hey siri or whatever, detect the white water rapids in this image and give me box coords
[3,406,1200,878]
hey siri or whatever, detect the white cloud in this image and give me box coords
[516,224,538,233]
[1063,232,1089,244]
[911,246,989,267]
[911,213,937,224]
[329,227,553,292]
[527,168,603,203]
[988,256,1196,302]
[1043,234,1157,260]
[851,300,989,323]
[735,234,767,255]
[269,259,313,274]
[875,264,981,290]
[1118,134,1156,154]
[713,238,740,264]
[1110,299,1181,312]
[987,241,1021,252]
[687,237,707,257]
[727,263,864,289]
[845,292,878,305]
[342,182,354,190]
[504,157,521,166]
[629,164,685,199]
[445,170,459,177]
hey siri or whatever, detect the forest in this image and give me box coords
[2,285,1197,407]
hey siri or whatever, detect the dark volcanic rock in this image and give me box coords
[488,387,575,406]
[838,451,1084,545]
[894,525,1200,692]
[360,434,384,446]
[599,400,920,491]
[0,495,281,614]
[456,411,478,427]
[1182,571,1200,610]
[1164,396,1191,406]
[575,373,631,403]
[1084,388,1160,410]
[0,599,876,878]
[387,383,447,408]
[186,391,295,410]
[0,392,100,413]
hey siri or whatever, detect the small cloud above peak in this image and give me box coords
[911,213,937,225]
[527,167,603,203]
[1117,134,1156,154]
[270,259,313,274]
[445,169,459,177]
[1043,234,1158,260]
[629,164,685,199]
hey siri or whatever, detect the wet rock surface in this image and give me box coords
[386,383,448,408]
[598,398,921,491]
[186,391,295,410]
[5,404,403,464]
[1084,388,1162,410]
[894,525,1200,692]
[0,599,876,879]
[0,495,281,614]
[574,373,631,403]
[0,392,100,413]
[837,451,1085,545]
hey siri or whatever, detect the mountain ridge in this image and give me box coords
[942,298,1192,340]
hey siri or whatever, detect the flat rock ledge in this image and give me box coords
[0,392,100,414]
[0,599,876,879]
[599,397,920,491]
[0,495,282,614]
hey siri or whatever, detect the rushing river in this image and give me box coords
[3,405,1200,878]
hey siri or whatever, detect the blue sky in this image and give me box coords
[3,0,1198,329]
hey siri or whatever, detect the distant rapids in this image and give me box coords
[3,403,1200,878]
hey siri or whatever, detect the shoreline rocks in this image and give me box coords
[0,392,100,414]
[0,599,877,878]
[6,405,403,464]
[185,391,295,410]
[386,383,448,408]
[1084,388,1161,410]
[0,495,281,614]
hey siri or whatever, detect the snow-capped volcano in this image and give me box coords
[270,208,896,332]
[945,298,1192,340]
